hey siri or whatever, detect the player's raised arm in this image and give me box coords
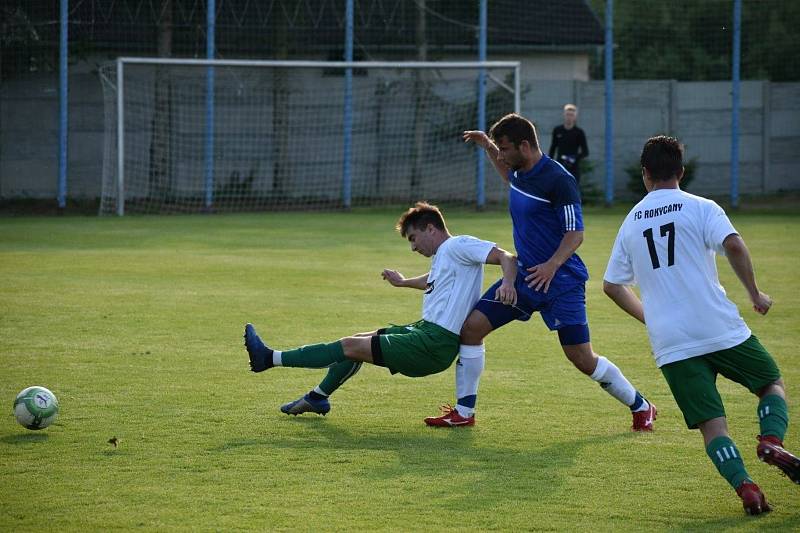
[463,130,510,183]
[381,269,429,290]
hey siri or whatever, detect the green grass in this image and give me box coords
[1,208,799,531]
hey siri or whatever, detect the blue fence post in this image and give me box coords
[604,0,614,207]
[476,0,487,209]
[342,0,354,209]
[58,0,69,209]
[731,0,741,208]
[204,0,216,210]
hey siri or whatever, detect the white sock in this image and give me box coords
[312,386,329,397]
[273,350,283,366]
[455,344,485,418]
[589,355,637,407]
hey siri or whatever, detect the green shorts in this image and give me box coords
[660,335,781,429]
[373,319,460,378]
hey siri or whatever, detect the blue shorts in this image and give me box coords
[474,274,589,345]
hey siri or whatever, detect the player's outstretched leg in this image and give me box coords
[281,393,331,416]
[757,436,800,484]
[736,481,772,515]
[244,323,273,372]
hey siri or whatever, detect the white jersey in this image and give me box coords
[423,235,495,335]
[604,188,751,367]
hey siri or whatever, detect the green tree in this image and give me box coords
[588,0,799,81]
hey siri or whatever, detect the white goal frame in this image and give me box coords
[111,57,521,215]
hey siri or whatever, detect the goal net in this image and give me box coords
[99,59,519,215]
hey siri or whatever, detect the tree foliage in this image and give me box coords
[588,0,800,81]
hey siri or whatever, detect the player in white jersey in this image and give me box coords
[603,136,798,515]
[243,202,518,418]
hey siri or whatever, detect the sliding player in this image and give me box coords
[244,202,518,417]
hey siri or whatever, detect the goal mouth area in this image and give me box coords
[100,58,520,215]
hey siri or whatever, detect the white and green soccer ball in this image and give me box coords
[13,386,59,430]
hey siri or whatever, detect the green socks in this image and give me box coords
[319,361,362,395]
[278,343,360,398]
[703,395,788,491]
[280,342,346,368]
[706,436,751,490]
[758,394,788,441]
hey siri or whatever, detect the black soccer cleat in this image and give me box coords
[244,323,273,372]
[280,394,331,416]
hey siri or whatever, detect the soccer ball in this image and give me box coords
[13,386,59,430]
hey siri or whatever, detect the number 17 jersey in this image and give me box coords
[604,188,751,367]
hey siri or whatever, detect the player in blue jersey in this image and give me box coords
[424,113,656,430]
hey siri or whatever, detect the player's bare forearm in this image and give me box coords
[603,281,645,324]
[723,234,758,297]
[486,145,510,183]
[381,269,429,290]
[485,247,518,284]
[485,247,518,306]
[550,231,583,268]
[463,130,510,183]
[723,234,772,314]
[525,231,583,292]
[404,272,430,290]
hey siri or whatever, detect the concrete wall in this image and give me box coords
[1,71,105,199]
[2,69,799,202]
[521,79,800,199]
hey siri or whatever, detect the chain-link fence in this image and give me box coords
[2,0,798,212]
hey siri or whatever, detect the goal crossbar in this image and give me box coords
[117,57,522,70]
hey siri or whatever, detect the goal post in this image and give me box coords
[100,58,521,215]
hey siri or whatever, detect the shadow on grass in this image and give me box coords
[210,424,634,513]
[0,433,49,444]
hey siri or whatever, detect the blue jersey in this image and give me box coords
[508,154,589,286]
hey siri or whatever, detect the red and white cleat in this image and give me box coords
[757,435,800,484]
[631,402,657,432]
[424,404,475,427]
[736,481,772,516]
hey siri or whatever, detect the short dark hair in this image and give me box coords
[640,136,684,181]
[489,113,539,150]
[396,201,447,237]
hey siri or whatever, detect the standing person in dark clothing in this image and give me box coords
[549,104,589,183]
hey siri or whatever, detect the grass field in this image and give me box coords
[1,207,798,531]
